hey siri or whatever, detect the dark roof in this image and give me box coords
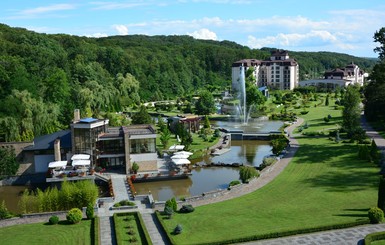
[232,59,262,67]
[24,130,71,151]
[123,125,156,135]
[271,49,288,56]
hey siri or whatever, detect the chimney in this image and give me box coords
[54,138,61,161]
[74,109,80,123]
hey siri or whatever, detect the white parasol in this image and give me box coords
[71,154,90,160]
[72,159,91,166]
[172,158,191,165]
[48,161,67,168]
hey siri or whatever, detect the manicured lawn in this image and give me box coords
[0,219,93,245]
[114,212,151,245]
[161,104,380,244]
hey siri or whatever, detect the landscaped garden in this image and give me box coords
[113,212,152,245]
[159,94,381,244]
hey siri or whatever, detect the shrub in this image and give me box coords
[113,200,136,207]
[229,180,241,187]
[164,205,174,219]
[131,162,139,173]
[66,208,83,224]
[86,203,94,219]
[174,224,183,234]
[49,215,59,225]
[300,110,309,115]
[0,200,12,220]
[179,205,195,213]
[239,166,259,183]
[368,207,384,224]
[165,197,177,212]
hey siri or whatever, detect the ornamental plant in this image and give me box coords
[368,207,384,224]
[86,203,94,219]
[66,208,83,224]
[49,215,59,225]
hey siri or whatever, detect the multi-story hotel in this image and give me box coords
[232,50,299,92]
[299,63,366,89]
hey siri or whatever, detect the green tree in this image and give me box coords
[0,147,19,178]
[131,105,152,125]
[270,135,289,156]
[160,127,171,149]
[342,86,362,138]
[0,200,12,219]
[239,166,259,183]
[325,94,329,106]
[195,90,216,115]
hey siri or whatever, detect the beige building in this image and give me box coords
[232,50,299,92]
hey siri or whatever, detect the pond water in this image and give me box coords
[0,119,283,206]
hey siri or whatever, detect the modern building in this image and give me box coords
[232,50,299,92]
[299,63,366,89]
[16,110,158,175]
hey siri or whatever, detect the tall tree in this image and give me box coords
[342,85,362,138]
[195,90,216,116]
[131,105,152,125]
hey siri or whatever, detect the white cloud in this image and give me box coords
[21,4,76,15]
[187,28,218,40]
[85,33,108,38]
[90,1,148,10]
[247,30,356,51]
[112,25,129,35]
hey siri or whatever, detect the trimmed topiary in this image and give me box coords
[49,215,59,225]
[86,203,94,219]
[66,208,83,224]
[174,224,183,234]
[369,207,384,224]
[179,205,195,213]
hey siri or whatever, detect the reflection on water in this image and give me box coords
[135,167,240,201]
[211,119,283,133]
[196,140,272,167]
[135,140,272,201]
[0,186,27,214]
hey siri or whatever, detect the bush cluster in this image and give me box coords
[113,200,136,207]
[179,205,194,213]
[229,180,241,187]
[368,207,384,224]
[49,215,59,225]
[66,208,83,224]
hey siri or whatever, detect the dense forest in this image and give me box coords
[0,23,378,142]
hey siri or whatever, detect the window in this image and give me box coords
[130,138,156,154]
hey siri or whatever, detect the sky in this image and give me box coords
[1,0,385,58]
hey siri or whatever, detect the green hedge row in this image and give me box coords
[365,231,385,245]
[92,216,100,245]
[155,211,175,244]
[158,215,369,245]
[113,212,152,245]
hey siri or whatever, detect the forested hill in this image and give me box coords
[0,23,377,141]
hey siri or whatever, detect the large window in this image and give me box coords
[97,139,124,154]
[130,138,156,154]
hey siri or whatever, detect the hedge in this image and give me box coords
[155,211,175,244]
[113,212,152,245]
[365,231,385,245]
[92,216,100,245]
[158,217,369,245]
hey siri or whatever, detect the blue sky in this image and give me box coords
[1,0,385,57]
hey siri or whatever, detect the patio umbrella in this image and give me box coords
[71,154,90,160]
[172,158,191,165]
[48,161,67,168]
[168,145,185,151]
[171,154,189,159]
[72,159,91,166]
[173,151,193,156]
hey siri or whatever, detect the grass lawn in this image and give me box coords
[161,103,380,244]
[0,219,93,245]
[114,212,151,245]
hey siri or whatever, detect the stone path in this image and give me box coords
[241,223,385,245]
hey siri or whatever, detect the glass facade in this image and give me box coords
[96,139,124,154]
[73,126,105,155]
[130,138,156,154]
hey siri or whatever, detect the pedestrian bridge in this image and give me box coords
[220,129,282,140]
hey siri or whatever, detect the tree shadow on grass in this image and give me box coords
[333,208,369,219]
[294,143,379,192]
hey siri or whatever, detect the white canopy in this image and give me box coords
[71,154,90,160]
[72,159,91,166]
[48,161,67,168]
[171,154,189,159]
[168,145,185,151]
[173,151,193,156]
[172,158,191,165]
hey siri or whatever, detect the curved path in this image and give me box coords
[185,118,304,207]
